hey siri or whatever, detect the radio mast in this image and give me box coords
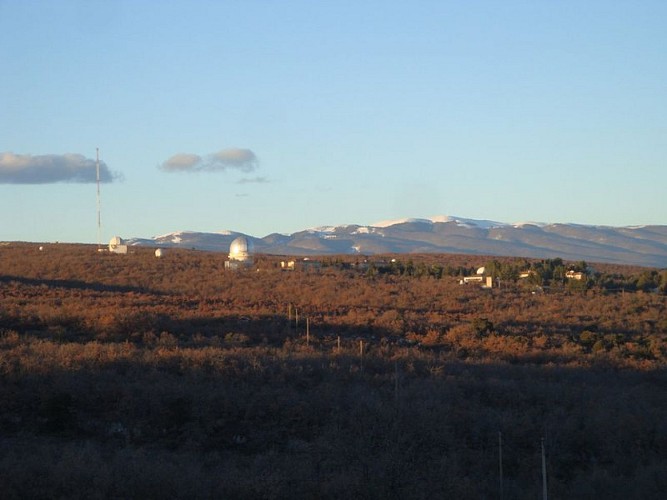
[96,147,101,249]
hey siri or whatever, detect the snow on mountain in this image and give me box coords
[152,229,235,243]
[127,216,667,267]
[372,217,434,228]
[307,226,338,234]
[512,222,548,229]
[373,215,506,229]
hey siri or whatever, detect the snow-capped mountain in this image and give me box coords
[126,216,667,267]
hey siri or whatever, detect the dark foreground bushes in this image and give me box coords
[1,342,666,499]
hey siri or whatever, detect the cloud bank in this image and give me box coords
[160,148,259,173]
[0,152,118,184]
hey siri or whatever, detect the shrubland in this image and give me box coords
[0,242,665,499]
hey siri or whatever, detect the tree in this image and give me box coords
[636,271,659,292]
[471,317,494,336]
[659,270,667,294]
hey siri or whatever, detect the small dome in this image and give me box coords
[155,248,164,258]
[229,236,254,261]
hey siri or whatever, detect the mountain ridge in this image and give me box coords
[126,216,667,267]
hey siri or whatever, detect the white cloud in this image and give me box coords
[207,149,258,172]
[0,152,119,184]
[159,153,202,172]
[159,148,258,173]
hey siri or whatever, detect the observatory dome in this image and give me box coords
[228,236,254,262]
[108,236,128,254]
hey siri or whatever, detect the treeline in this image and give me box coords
[361,255,667,292]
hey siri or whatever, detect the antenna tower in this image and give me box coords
[96,147,101,248]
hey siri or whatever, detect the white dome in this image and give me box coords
[228,236,254,261]
[109,236,123,247]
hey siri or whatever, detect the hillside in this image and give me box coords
[126,216,667,267]
[0,243,666,498]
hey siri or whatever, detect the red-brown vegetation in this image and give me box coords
[1,243,665,498]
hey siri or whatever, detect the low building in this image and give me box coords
[281,258,322,272]
[281,260,296,271]
[566,270,585,280]
[459,275,493,288]
[460,275,484,284]
[109,236,128,254]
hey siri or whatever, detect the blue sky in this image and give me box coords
[1,1,665,243]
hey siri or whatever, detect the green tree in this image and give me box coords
[636,271,658,292]
[659,270,667,294]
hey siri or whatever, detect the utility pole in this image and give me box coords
[359,340,364,373]
[541,437,548,500]
[499,431,504,500]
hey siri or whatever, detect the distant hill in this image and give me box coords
[127,216,667,267]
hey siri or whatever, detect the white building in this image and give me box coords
[459,275,493,288]
[566,270,585,280]
[225,236,254,270]
[109,236,128,254]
